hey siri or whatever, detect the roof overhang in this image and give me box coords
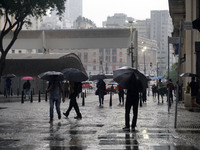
[3,53,86,76]
[168,0,185,37]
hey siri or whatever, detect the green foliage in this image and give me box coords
[165,62,178,83]
[0,0,67,78]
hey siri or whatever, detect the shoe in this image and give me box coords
[74,116,82,119]
[122,127,130,131]
[49,120,53,124]
[58,114,61,119]
[63,112,68,118]
[131,127,136,132]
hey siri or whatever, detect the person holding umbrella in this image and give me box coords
[123,73,142,132]
[63,81,82,119]
[96,79,106,107]
[46,77,65,123]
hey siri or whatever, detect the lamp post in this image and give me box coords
[129,20,134,68]
[142,47,147,75]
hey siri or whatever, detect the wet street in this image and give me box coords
[0,92,200,150]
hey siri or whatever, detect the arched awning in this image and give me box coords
[3,53,86,76]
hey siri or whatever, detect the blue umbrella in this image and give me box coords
[150,76,164,80]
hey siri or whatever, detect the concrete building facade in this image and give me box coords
[150,10,174,76]
[169,0,200,106]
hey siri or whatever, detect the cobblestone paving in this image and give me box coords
[0,93,200,150]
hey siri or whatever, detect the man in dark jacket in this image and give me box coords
[63,81,82,119]
[189,77,200,107]
[123,73,141,132]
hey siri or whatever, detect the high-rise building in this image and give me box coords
[150,10,173,76]
[41,0,82,29]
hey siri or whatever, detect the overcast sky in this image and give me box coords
[83,0,169,27]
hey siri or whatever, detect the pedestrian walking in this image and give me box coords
[157,79,165,103]
[167,79,174,103]
[189,77,200,108]
[123,73,141,132]
[117,84,124,105]
[6,78,12,96]
[46,80,65,123]
[23,80,31,99]
[64,81,69,98]
[152,84,157,98]
[96,79,106,107]
[63,81,82,119]
[185,82,190,94]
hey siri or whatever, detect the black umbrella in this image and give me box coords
[113,66,148,90]
[61,68,88,82]
[180,73,197,77]
[38,71,64,81]
[89,74,107,81]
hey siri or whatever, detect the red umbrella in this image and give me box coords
[21,76,34,80]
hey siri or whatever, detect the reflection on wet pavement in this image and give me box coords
[0,94,200,150]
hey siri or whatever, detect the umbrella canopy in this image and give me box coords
[21,76,34,80]
[61,68,88,82]
[2,74,16,78]
[180,73,197,77]
[150,76,164,80]
[113,66,148,90]
[89,74,107,81]
[38,71,64,81]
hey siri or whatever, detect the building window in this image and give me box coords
[119,51,122,56]
[120,58,122,63]
[93,59,96,63]
[77,52,81,59]
[84,66,87,70]
[84,52,88,63]
[93,66,96,70]
[112,56,117,62]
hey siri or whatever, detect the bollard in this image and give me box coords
[17,88,19,96]
[82,92,85,106]
[85,90,86,98]
[11,88,13,96]
[38,90,41,102]
[109,92,112,106]
[4,88,6,97]
[45,91,48,102]
[30,91,33,103]
[21,91,24,103]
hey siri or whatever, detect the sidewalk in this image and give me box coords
[0,92,200,150]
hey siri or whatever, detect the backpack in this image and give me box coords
[76,82,82,94]
[169,82,174,90]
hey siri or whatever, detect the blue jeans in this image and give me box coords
[24,89,30,99]
[49,97,61,120]
[98,92,104,105]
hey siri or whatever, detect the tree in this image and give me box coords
[0,0,66,80]
[164,62,178,83]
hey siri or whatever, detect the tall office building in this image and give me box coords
[41,0,82,29]
[64,0,82,23]
[150,10,173,76]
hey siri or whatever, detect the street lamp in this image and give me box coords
[128,20,134,68]
[142,46,147,75]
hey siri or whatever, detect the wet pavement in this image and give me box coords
[0,92,200,150]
